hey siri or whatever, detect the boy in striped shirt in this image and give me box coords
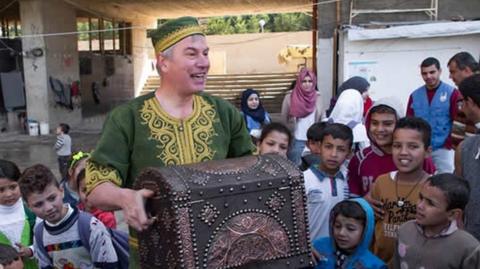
[54,123,71,179]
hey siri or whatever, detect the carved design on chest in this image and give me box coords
[190,173,211,186]
[266,191,286,213]
[198,202,220,226]
[291,188,310,251]
[260,159,278,177]
[205,211,291,268]
[164,250,178,269]
[162,209,175,232]
[174,156,296,188]
[177,206,196,268]
[138,224,165,266]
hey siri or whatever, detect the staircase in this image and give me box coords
[140,72,297,113]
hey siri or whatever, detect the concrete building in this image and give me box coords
[0,0,312,132]
[316,0,480,108]
[0,0,479,132]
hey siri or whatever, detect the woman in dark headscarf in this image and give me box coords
[240,88,271,139]
[326,76,372,118]
[281,68,323,165]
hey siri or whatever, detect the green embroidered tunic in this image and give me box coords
[86,92,254,268]
[86,92,254,192]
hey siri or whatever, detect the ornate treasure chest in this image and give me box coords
[133,154,313,269]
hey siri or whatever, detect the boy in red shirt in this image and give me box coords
[348,97,436,198]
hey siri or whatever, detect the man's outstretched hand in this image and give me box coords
[120,188,155,231]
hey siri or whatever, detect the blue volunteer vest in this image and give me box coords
[411,82,454,150]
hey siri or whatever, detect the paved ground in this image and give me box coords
[0,127,133,231]
[0,130,102,176]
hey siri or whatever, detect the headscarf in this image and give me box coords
[241,88,266,123]
[289,68,318,118]
[326,76,370,117]
[338,76,370,94]
[328,89,369,144]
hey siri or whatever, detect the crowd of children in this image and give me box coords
[2,56,480,268]
[0,122,127,269]
[250,55,480,268]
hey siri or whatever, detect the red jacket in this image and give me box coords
[78,203,117,229]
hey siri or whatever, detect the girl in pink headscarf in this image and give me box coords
[281,68,323,165]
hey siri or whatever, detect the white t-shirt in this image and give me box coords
[294,111,316,141]
[0,198,26,250]
[304,167,349,241]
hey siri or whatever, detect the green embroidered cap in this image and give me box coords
[150,16,204,55]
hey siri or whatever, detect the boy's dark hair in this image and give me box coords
[59,123,70,134]
[320,123,353,148]
[19,164,59,201]
[459,74,480,107]
[332,200,366,226]
[0,243,20,266]
[307,122,327,141]
[259,122,292,146]
[448,52,479,73]
[421,57,441,70]
[394,117,432,148]
[0,159,21,182]
[369,104,397,117]
[427,173,470,211]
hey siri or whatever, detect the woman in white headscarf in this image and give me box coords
[327,89,370,152]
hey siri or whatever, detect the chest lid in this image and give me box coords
[134,154,303,202]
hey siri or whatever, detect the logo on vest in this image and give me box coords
[440,92,447,102]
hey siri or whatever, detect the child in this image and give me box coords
[0,243,24,269]
[348,98,436,197]
[369,117,432,264]
[61,151,93,207]
[54,123,72,180]
[312,199,386,269]
[257,122,291,158]
[394,173,480,268]
[240,88,271,140]
[76,169,117,229]
[18,164,118,268]
[304,123,353,240]
[0,160,37,269]
[299,122,326,171]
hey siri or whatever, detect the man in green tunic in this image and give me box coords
[85,17,254,266]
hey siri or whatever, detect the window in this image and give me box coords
[77,16,130,54]
[0,19,21,38]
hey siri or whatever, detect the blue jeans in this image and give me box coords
[431,148,454,173]
[288,139,306,166]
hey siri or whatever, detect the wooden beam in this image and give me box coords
[88,17,92,51]
[312,0,318,74]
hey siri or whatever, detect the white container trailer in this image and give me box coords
[338,21,480,112]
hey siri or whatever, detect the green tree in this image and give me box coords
[231,16,249,34]
[158,13,311,36]
[77,22,89,41]
[246,15,271,33]
[205,17,235,35]
[272,13,311,32]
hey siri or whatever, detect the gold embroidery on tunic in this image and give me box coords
[85,161,123,194]
[140,95,217,165]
